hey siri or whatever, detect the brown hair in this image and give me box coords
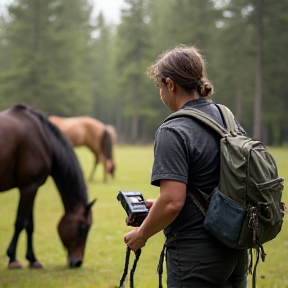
[147,44,214,97]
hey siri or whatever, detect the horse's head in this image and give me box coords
[57,199,96,268]
[106,160,116,178]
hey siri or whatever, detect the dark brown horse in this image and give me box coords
[0,104,95,269]
[49,115,116,182]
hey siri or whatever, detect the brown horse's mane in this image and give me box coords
[14,104,88,205]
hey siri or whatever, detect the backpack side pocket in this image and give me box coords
[256,178,284,244]
[203,188,246,248]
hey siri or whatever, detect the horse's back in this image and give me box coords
[49,115,105,149]
[49,116,85,146]
[0,104,51,191]
[0,104,46,152]
[49,115,116,181]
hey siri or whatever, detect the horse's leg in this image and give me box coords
[103,158,107,183]
[26,210,43,268]
[6,215,23,269]
[6,186,40,269]
[89,154,99,181]
[96,154,107,183]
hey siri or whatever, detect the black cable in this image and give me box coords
[129,249,141,288]
[119,246,131,288]
[157,245,166,288]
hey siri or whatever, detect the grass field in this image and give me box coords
[0,145,287,288]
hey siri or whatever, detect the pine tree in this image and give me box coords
[90,12,116,124]
[114,0,153,142]
[0,0,94,115]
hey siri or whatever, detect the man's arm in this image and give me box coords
[124,179,186,251]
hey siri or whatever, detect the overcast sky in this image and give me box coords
[0,0,126,23]
[92,0,126,23]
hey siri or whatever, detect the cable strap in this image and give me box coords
[119,247,141,288]
[157,244,167,288]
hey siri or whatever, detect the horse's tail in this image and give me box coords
[106,124,117,145]
[101,127,112,160]
[100,125,116,177]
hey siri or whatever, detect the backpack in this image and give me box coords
[163,103,285,287]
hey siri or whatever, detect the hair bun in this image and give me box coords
[199,81,213,97]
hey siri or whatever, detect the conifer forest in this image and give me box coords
[0,0,287,145]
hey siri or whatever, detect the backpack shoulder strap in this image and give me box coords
[215,104,238,135]
[164,108,228,137]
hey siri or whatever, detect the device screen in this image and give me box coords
[129,196,143,204]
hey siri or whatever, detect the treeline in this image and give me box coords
[0,0,287,145]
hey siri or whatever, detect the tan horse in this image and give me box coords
[49,115,116,182]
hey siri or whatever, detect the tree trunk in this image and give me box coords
[131,115,139,143]
[253,0,263,141]
[235,80,243,122]
[32,0,40,105]
[262,122,268,145]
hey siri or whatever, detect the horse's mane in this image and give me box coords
[15,104,88,205]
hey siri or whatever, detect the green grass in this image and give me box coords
[0,145,287,288]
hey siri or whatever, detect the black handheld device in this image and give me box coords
[117,191,149,227]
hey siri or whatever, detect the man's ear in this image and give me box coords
[166,78,175,92]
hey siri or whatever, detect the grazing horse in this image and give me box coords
[0,104,96,269]
[48,115,116,182]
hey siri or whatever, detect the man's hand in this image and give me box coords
[145,199,155,209]
[123,180,186,252]
[124,229,147,252]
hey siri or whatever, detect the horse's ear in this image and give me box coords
[85,199,97,217]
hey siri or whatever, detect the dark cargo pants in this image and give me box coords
[165,237,248,288]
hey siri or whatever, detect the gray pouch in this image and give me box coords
[203,188,246,248]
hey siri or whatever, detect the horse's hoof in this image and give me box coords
[29,261,43,269]
[8,261,22,269]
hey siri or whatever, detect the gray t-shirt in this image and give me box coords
[151,98,225,240]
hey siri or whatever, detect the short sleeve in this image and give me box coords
[151,126,189,187]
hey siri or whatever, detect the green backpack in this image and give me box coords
[164,103,285,251]
[157,103,286,288]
